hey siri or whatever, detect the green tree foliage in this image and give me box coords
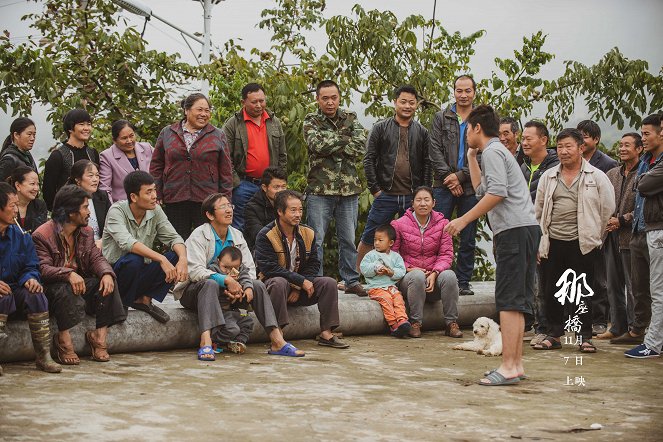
[0,0,196,148]
[2,0,661,280]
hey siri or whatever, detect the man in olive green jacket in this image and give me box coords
[222,83,287,230]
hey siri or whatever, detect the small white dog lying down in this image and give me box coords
[452,317,502,356]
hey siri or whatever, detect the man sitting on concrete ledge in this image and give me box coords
[174,192,305,360]
[102,171,188,323]
[255,190,349,349]
[33,185,126,365]
[0,182,61,375]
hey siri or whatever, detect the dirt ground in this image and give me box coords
[1,331,662,441]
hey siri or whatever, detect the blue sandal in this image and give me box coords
[267,342,305,357]
[198,345,216,361]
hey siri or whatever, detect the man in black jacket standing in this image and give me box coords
[429,75,477,296]
[577,119,618,337]
[243,167,287,250]
[357,85,431,268]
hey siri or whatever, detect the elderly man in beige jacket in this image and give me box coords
[533,128,615,353]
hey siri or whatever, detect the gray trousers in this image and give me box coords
[179,279,279,342]
[216,311,253,344]
[605,232,634,336]
[265,276,340,332]
[644,230,663,351]
[397,269,459,325]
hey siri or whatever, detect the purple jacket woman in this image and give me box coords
[100,120,153,202]
[99,142,153,202]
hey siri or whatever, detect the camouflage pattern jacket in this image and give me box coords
[303,108,366,196]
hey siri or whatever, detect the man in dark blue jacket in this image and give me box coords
[577,120,618,337]
[0,182,60,374]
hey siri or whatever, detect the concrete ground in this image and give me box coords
[1,331,662,441]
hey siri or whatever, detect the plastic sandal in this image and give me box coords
[478,371,520,386]
[197,345,216,361]
[267,342,305,357]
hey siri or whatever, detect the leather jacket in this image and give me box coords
[364,117,431,195]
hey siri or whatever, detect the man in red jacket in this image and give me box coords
[33,185,126,365]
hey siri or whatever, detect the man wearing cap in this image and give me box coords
[43,109,100,210]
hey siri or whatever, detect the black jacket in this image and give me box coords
[429,105,482,196]
[91,189,111,236]
[364,117,431,195]
[18,198,48,234]
[638,153,663,232]
[0,144,38,182]
[254,220,320,287]
[521,149,560,202]
[42,143,100,210]
[589,149,618,173]
[244,189,276,250]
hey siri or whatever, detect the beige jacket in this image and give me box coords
[172,223,255,300]
[535,159,615,258]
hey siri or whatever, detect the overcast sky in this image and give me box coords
[1,0,662,160]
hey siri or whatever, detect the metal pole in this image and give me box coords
[200,0,212,95]
[150,11,204,45]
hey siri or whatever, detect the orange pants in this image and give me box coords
[367,286,409,330]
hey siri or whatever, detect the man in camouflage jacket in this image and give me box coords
[303,80,367,296]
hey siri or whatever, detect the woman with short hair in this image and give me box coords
[150,93,233,240]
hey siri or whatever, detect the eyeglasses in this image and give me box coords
[215,204,235,211]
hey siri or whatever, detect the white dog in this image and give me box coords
[452,317,502,356]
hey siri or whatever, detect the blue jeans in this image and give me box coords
[113,252,179,306]
[306,194,361,287]
[360,193,412,246]
[232,180,260,230]
[433,187,478,288]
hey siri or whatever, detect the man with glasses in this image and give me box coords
[255,190,349,349]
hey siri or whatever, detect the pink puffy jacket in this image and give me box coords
[391,208,454,273]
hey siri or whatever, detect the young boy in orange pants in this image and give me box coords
[360,224,411,337]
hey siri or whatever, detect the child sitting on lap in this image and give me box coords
[208,246,253,354]
[360,224,411,338]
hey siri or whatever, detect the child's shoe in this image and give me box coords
[391,321,412,338]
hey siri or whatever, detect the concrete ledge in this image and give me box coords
[0,282,496,363]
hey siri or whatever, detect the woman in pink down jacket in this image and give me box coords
[390,186,463,338]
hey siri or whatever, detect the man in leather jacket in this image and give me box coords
[357,85,431,269]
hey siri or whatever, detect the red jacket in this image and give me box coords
[150,121,233,203]
[391,208,454,273]
[32,221,115,283]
